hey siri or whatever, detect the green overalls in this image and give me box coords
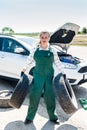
[26,48,58,121]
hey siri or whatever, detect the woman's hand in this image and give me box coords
[20,71,24,77]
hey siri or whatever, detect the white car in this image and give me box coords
[0,23,87,86]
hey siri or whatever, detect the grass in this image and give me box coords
[72,34,87,46]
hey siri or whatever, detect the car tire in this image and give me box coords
[54,73,78,114]
[29,67,35,76]
[9,74,29,109]
[0,90,13,108]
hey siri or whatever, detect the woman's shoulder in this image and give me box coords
[50,46,57,55]
[50,45,55,51]
[30,44,39,53]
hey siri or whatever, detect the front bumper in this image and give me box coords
[68,73,87,86]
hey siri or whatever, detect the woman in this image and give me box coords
[21,31,64,125]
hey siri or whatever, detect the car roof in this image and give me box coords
[15,35,39,47]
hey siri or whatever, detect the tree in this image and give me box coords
[82,27,87,34]
[2,27,14,34]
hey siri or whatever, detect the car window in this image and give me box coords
[1,37,29,55]
[2,39,10,52]
[0,38,3,50]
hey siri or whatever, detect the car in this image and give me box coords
[0,23,87,86]
[52,45,87,86]
[0,34,34,80]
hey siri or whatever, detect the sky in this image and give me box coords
[0,0,87,33]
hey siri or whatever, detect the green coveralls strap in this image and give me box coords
[26,48,58,121]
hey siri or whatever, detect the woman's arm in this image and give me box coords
[51,47,64,73]
[21,48,36,73]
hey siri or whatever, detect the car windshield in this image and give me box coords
[16,36,39,48]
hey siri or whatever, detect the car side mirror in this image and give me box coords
[15,48,25,54]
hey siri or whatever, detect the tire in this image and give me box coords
[9,74,29,109]
[54,73,78,114]
[0,90,13,108]
[29,67,35,76]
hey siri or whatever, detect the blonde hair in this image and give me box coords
[39,31,50,38]
[38,31,50,45]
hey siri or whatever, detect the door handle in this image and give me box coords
[1,55,5,58]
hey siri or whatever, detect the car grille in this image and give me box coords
[78,66,87,73]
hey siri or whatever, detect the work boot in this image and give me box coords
[50,119,60,125]
[24,119,33,124]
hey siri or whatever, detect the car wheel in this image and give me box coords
[54,73,78,114]
[0,90,13,108]
[9,74,29,109]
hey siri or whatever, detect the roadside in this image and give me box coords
[72,34,87,46]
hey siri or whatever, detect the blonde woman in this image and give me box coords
[21,31,64,125]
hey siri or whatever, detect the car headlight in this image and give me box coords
[63,63,77,69]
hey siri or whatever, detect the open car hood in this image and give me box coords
[49,22,80,52]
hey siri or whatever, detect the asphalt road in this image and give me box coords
[0,46,87,130]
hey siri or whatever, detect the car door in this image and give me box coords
[0,37,29,79]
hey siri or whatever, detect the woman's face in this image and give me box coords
[40,33,50,45]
